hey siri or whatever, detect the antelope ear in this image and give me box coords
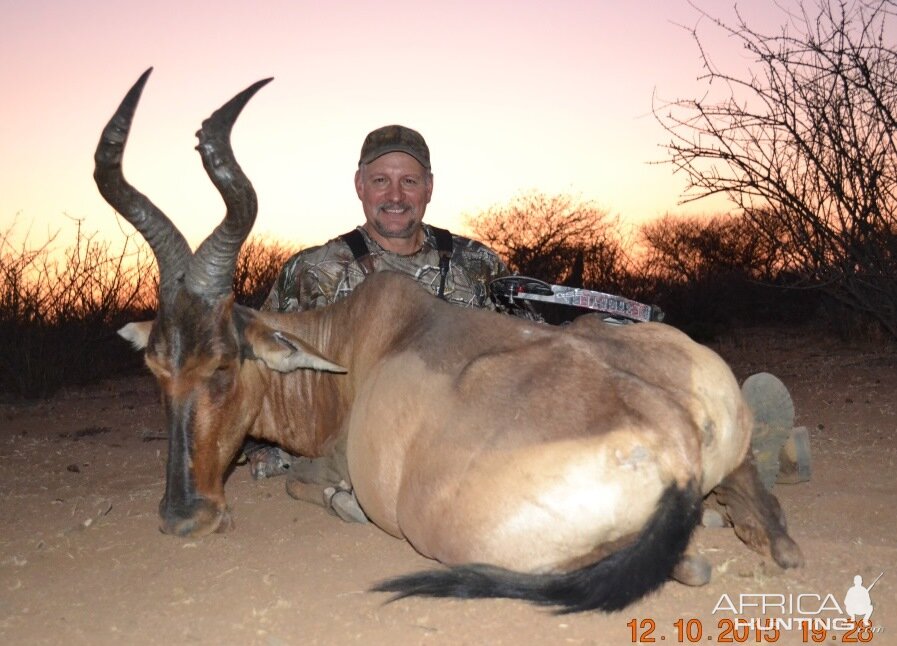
[244,321,346,374]
[118,321,154,350]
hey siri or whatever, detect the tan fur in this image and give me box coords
[97,74,800,595]
[132,271,757,572]
[153,273,745,573]
[319,286,750,571]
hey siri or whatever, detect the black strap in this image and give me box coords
[429,225,454,255]
[339,226,454,299]
[339,229,374,275]
[429,226,454,299]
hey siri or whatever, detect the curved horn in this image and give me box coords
[185,78,273,299]
[93,68,192,305]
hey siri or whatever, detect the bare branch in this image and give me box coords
[655,0,897,336]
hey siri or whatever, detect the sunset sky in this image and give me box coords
[1,0,789,252]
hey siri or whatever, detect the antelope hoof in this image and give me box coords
[324,486,369,524]
[731,519,804,569]
[159,500,233,537]
[672,554,712,587]
[770,534,804,569]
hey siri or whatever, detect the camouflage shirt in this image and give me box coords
[263,224,509,313]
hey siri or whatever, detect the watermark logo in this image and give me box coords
[845,572,881,626]
[626,574,886,643]
[710,572,885,638]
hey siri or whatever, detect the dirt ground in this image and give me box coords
[1,326,895,646]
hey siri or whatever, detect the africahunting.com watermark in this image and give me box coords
[627,573,885,643]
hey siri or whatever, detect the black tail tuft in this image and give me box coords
[372,481,701,613]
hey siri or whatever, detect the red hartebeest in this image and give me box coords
[95,71,802,612]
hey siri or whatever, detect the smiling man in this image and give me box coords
[264,125,506,313]
[355,127,433,252]
[244,125,510,491]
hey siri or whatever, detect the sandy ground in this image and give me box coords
[1,326,895,646]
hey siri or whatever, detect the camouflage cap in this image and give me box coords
[358,125,431,170]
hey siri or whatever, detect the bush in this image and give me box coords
[233,236,294,308]
[466,192,627,291]
[0,222,157,398]
[632,214,824,338]
[656,0,897,338]
[0,222,294,399]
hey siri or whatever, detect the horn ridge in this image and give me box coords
[93,68,192,305]
[187,78,273,298]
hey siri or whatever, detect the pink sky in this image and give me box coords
[1,0,786,251]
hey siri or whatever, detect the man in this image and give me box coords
[243,125,511,519]
[265,124,507,314]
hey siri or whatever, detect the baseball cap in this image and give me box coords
[358,125,431,170]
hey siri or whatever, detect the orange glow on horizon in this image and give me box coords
[2,0,788,252]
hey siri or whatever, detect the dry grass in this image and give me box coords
[0,223,296,399]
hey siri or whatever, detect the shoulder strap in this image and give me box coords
[429,225,454,256]
[339,229,374,275]
[427,225,454,299]
[341,226,455,299]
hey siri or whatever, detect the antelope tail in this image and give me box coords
[372,480,701,613]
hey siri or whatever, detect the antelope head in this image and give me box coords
[94,70,343,537]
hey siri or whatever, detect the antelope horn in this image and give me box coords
[93,68,192,305]
[186,78,273,299]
